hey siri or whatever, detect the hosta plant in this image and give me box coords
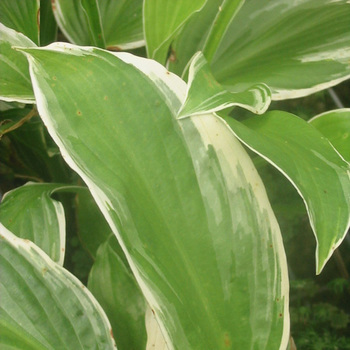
[0,1,349,349]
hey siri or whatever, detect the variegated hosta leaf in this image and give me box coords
[0,224,116,350]
[224,111,350,274]
[143,0,207,63]
[210,0,350,99]
[88,235,147,350]
[178,52,271,118]
[0,182,67,265]
[169,0,350,100]
[19,43,289,349]
[0,23,36,104]
[52,0,144,49]
[0,0,40,45]
[309,108,350,162]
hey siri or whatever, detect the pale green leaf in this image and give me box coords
[20,43,289,349]
[52,0,144,49]
[211,0,350,99]
[88,235,147,350]
[0,182,67,265]
[0,24,36,104]
[309,108,350,162]
[224,111,350,274]
[0,0,40,45]
[143,0,207,63]
[178,52,271,118]
[0,223,116,350]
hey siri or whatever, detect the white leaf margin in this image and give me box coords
[0,222,117,349]
[19,42,290,349]
[0,23,36,104]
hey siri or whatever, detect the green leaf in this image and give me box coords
[98,0,144,50]
[20,43,289,349]
[75,187,112,259]
[39,0,58,46]
[224,111,350,274]
[0,24,36,104]
[211,0,350,99]
[52,0,144,49]
[309,109,350,162]
[178,52,271,118]
[0,183,68,265]
[168,0,350,99]
[143,0,207,63]
[201,0,245,63]
[0,0,40,45]
[80,0,106,48]
[88,235,147,350]
[167,0,224,76]
[0,223,116,350]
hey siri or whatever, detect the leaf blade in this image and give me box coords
[309,108,350,162]
[0,24,36,104]
[224,111,350,273]
[21,43,289,349]
[178,52,271,118]
[0,223,116,350]
[0,182,66,265]
[211,0,350,99]
[143,0,207,63]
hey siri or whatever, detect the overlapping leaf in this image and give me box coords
[20,43,289,349]
[143,0,206,63]
[0,183,68,265]
[211,0,350,99]
[0,24,36,103]
[178,52,271,118]
[169,0,350,100]
[75,187,112,258]
[88,235,147,350]
[39,0,58,46]
[0,224,116,349]
[224,111,350,273]
[309,109,350,162]
[52,0,144,49]
[0,0,40,45]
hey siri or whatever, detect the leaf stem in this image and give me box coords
[0,107,38,138]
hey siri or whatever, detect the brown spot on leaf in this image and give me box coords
[169,48,177,62]
[37,9,40,31]
[76,110,82,116]
[223,333,231,347]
